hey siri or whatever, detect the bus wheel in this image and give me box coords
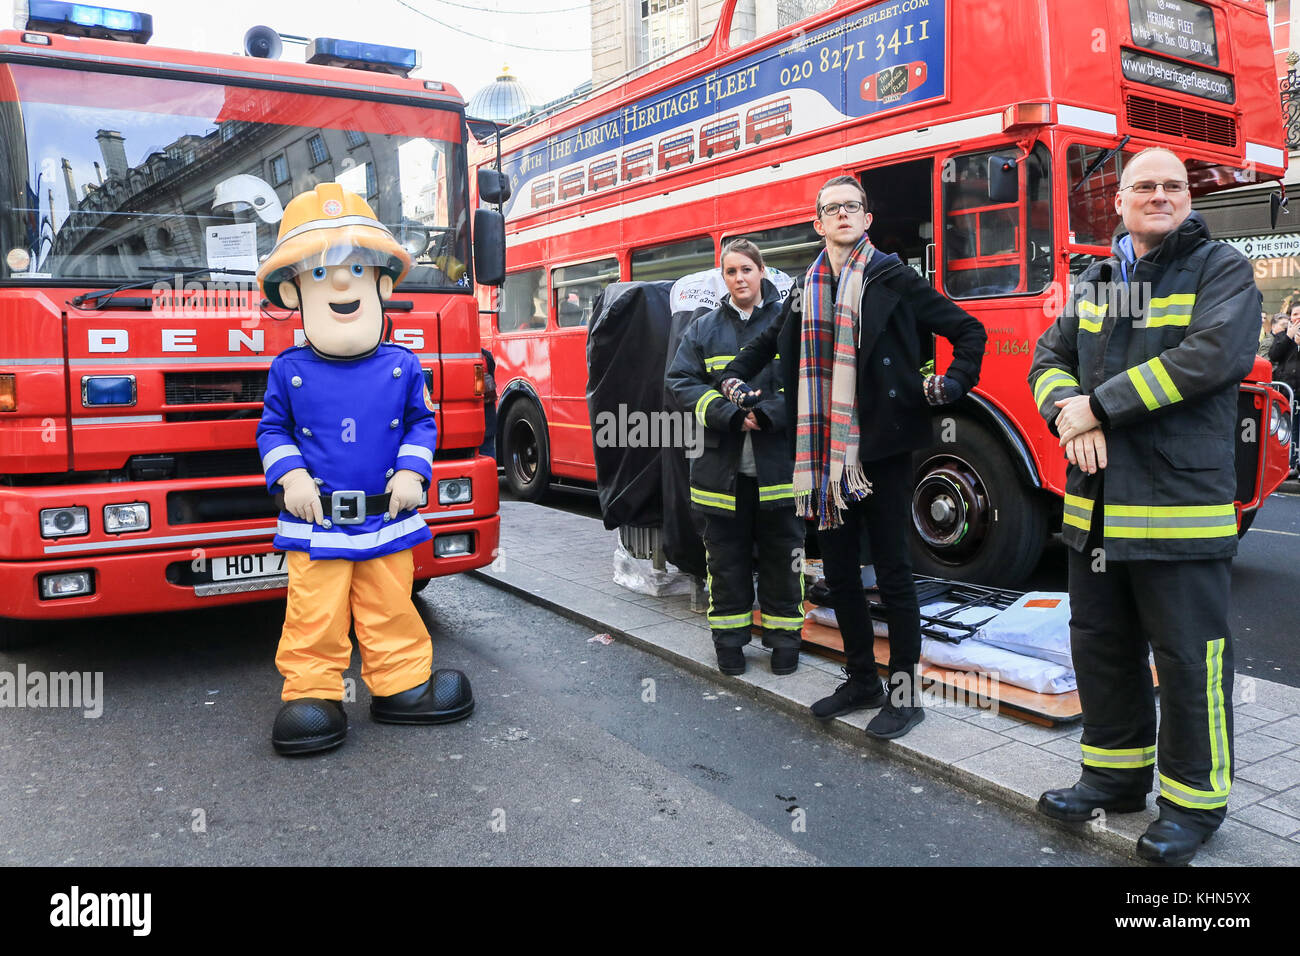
[502,401,551,502]
[785,123,791,135]
[707,147,714,158]
[908,416,1047,586]
[753,134,761,145]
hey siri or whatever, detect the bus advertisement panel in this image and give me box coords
[497,0,947,220]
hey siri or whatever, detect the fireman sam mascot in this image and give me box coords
[256,183,474,756]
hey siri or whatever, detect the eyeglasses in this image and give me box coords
[1121,180,1189,195]
[819,200,864,217]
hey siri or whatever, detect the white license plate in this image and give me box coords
[210,551,287,582]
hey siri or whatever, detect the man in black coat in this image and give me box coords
[721,176,986,739]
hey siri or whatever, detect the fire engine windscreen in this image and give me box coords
[0,63,470,289]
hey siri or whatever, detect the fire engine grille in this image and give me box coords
[1235,391,1262,505]
[164,371,268,405]
[1125,95,1237,148]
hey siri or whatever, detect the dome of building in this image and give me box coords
[466,66,539,124]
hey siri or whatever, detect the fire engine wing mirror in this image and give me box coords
[474,208,506,286]
[478,168,512,205]
[988,155,1019,204]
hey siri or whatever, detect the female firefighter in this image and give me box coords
[666,239,804,676]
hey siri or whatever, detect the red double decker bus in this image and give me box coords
[531,176,556,209]
[589,157,618,192]
[699,114,741,157]
[621,145,655,182]
[657,131,695,171]
[557,167,586,200]
[475,0,1292,584]
[746,96,792,144]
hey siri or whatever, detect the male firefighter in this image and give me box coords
[256,183,473,756]
[1029,147,1259,864]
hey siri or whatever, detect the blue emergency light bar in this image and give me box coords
[23,0,153,43]
[306,37,421,77]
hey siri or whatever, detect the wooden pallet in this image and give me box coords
[755,606,1160,727]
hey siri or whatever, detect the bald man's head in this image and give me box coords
[1115,148,1192,257]
[1120,147,1189,189]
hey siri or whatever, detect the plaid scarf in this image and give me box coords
[794,236,874,529]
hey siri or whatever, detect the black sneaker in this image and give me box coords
[865,700,924,739]
[810,669,885,720]
[716,646,746,675]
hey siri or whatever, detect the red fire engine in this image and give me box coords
[475,0,1292,585]
[0,3,504,644]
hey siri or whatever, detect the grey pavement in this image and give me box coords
[474,499,1300,866]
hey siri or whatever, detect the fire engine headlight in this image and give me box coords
[1277,408,1292,447]
[39,571,94,600]
[104,503,150,533]
[1269,402,1280,436]
[40,507,89,538]
[438,478,472,505]
[433,533,473,558]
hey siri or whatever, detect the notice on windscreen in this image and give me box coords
[205,223,258,280]
[1128,0,1218,66]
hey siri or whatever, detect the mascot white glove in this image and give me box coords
[280,468,324,524]
[386,469,425,519]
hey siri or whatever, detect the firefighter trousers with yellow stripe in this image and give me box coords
[703,475,805,651]
[276,549,433,702]
[1068,545,1233,831]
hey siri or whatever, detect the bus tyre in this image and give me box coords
[754,134,761,145]
[502,401,551,502]
[1237,509,1256,539]
[908,416,1047,586]
[412,578,431,596]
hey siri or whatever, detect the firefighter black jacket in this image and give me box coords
[1029,212,1261,561]
[666,280,795,516]
[722,251,987,463]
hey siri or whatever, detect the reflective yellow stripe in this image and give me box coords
[1148,356,1182,403]
[760,612,804,629]
[690,487,736,511]
[1062,492,1095,532]
[1143,293,1196,329]
[1102,503,1237,539]
[707,611,752,628]
[1127,357,1182,411]
[1076,299,1107,334]
[1033,369,1080,408]
[758,483,794,501]
[695,389,724,425]
[703,354,736,371]
[1081,744,1156,769]
[1159,773,1229,810]
[1206,638,1231,794]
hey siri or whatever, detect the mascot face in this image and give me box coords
[279,262,395,357]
